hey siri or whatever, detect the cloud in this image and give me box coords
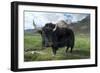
[24,11,88,30]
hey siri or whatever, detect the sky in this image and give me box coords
[24,11,89,30]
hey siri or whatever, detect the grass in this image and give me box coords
[24,34,42,51]
[24,33,90,62]
[75,33,90,50]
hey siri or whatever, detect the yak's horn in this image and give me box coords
[53,24,57,31]
[33,20,37,29]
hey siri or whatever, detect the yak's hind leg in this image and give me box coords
[70,46,74,53]
[52,47,58,56]
[66,46,69,53]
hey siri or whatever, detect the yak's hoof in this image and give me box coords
[70,51,72,53]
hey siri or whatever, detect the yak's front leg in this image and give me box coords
[41,40,45,50]
[52,48,56,56]
[51,40,58,56]
[52,46,58,56]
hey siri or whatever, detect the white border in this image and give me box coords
[18,5,96,68]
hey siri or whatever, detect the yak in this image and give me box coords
[40,23,75,55]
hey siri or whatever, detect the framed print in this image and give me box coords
[11,1,98,71]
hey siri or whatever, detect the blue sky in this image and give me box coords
[24,11,88,30]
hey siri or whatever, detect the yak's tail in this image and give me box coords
[70,29,75,49]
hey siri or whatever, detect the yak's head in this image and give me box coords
[40,23,57,47]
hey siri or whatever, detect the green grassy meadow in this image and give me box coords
[24,33,90,62]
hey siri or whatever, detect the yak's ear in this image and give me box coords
[37,30,42,34]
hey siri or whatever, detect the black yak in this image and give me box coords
[40,23,75,55]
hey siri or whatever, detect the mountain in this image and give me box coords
[25,15,90,35]
[70,15,90,33]
[24,29,38,35]
[25,29,36,33]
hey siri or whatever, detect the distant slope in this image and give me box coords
[70,15,90,33]
[25,29,37,33]
[25,15,90,35]
[24,29,38,35]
